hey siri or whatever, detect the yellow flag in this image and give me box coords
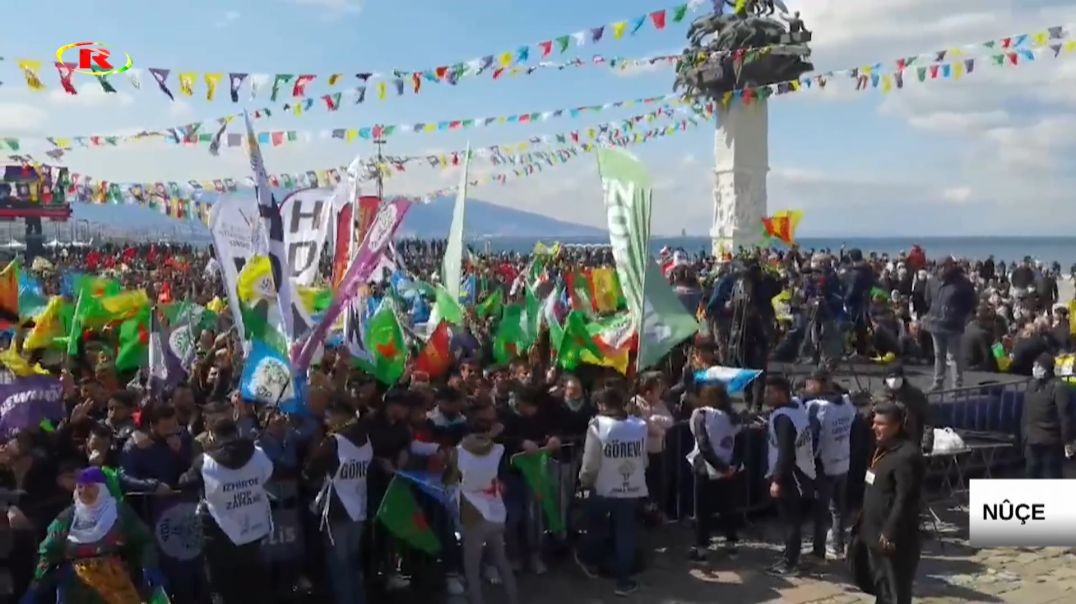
[590,267,620,313]
[24,296,64,350]
[237,256,275,303]
[377,81,387,100]
[178,72,196,96]
[582,346,629,375]
[99,290,150,321]
[0,343,48,376]
[204,73,223,100]
[499,51,514,67]
[612,21,628,39]
[206,296,228,314]
[17,59,45,91]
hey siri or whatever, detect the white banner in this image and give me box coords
[209,195,265,343]
[279,188,333,286]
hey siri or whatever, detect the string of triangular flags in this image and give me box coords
[10,1,706,106]
[16,24,1071,157]
[28,106,712,225]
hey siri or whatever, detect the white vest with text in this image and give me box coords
[686,407,742,479]
[331,434,373,522]
[201,446,275,545]
[807,396,856,476]
[593,415,648,499]
[457,443,507,523]
[766,403,816,481]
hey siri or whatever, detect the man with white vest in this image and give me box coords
[764,375,816,577]
[803,368,857,561]
[575,387,647,597]
[446,404,519,604]
[686,383,745,563]
[180,416,274,604]
[304,404,373,604]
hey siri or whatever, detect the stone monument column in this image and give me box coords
[675,6,812,255]
[710,98,768,255]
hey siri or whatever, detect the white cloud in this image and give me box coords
[289,0,362,15]
[942,186,973,203]
[0,102,49,133]
[168,99,195,120]
[47,84,134,107]
[215,10,241,28]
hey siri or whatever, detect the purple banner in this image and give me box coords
[292,198,411,371]
[0,375,64,440]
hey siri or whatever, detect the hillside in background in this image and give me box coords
[62,193,606,241]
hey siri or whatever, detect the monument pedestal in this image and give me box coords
[709,99,769,256]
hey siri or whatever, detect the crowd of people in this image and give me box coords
[0,238,1072,604]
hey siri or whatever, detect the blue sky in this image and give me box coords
[2,0,1075,237]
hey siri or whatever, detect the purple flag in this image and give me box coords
[292,198,411,371]
[0,376,64,440]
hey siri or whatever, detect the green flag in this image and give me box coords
[375,475,441,555]
[432,285,464,326]
[74,274,121,299]
[355,301,407,385]
[65,293,84,357]
[493,303,529,364]
[475,289,502,319]
[597,148,652,365]
[555,310,604,370]
[511,450,565,533]
[638,260,701,370]
[116,307,151,371]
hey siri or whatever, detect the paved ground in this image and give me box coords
[496,498,1076,604]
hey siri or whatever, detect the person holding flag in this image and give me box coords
[445,404,519,604]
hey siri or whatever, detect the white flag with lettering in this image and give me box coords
[279,187,334,286]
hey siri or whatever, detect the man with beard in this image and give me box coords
[923,258,976,391]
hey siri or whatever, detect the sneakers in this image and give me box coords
[766,561,799,577]
[573,550,599,579]
[614,580,640,597]
[826,545,843,560]
[445,573,466,596]
[688,547,708,563]
[385,573,411,591]
[724,540,739,558]
[528,554,548,575]
[484,564,502,585]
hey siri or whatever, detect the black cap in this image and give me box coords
[886,363,905,378]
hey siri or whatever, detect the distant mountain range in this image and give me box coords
[70,193,607,241]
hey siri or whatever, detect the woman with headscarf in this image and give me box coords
[21,467,162,604]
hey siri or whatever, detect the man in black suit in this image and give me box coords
[861,403,924,604]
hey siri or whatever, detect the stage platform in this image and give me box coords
[769,359,1027,398]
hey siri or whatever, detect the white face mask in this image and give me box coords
[1032,366,1047,380]
[885,377,903,390]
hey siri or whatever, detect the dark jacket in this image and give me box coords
[179,436,258,490]
[843,263,876,319]
[120,430,194,490]
[1021,377,1072,446]
[303,421,371,524]
[923,269,976,335]
[861,437,924,550]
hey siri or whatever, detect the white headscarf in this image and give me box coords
[68,488,119,544]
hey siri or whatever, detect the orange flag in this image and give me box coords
[415,321,452,379]
[0,261,19,326]
[762,210,804,245]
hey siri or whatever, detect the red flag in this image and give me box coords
[54,62,78,94]
[292,74,317,97]
[649,10,667,30]
[415,322,452,379]
[331,203,353,290]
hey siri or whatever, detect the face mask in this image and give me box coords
[885,377,903,390]
[1032,366,1047,380]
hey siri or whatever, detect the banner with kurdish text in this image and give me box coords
[596,148,652,363]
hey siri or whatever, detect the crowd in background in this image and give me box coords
[0,238,1072,604]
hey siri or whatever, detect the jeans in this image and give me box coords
[1025,443,1065,479]
[323,521,365,604]
[775,488,802,566]
[462,519,518,604]
[203,522,270,604]
[929,331,964,389]
[813,473,848,555]
[504,473,541,563]
[579,496,640,585]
